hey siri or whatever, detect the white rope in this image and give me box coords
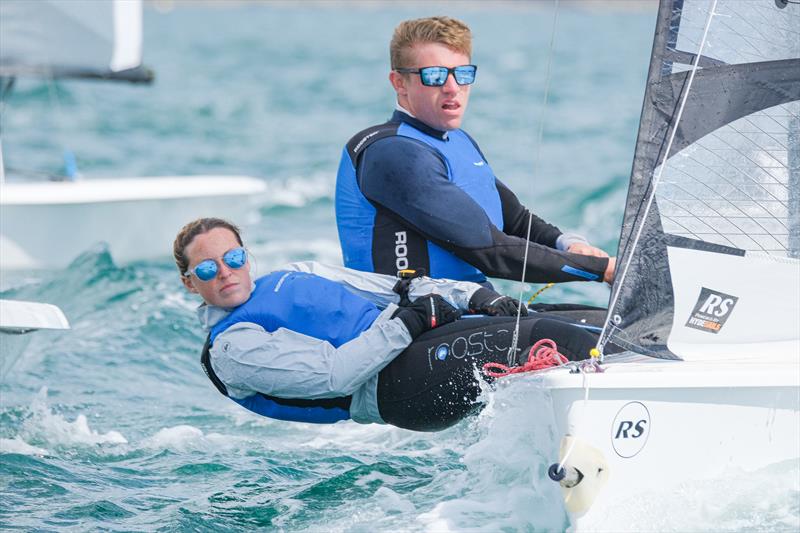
[508,0,561,362]
[597,0,720,358]
[557,364,593,472]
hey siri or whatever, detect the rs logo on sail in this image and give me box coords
[685,287,739,334]
[699,293,735,317]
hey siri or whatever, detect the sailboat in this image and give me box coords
[0,0,266,270]
[0,299,70,377]
[519,0,799,528]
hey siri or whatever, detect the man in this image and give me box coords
[335,16,615,287]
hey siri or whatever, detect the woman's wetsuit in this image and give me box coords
[199,260,604,431]
[377,311,601,431]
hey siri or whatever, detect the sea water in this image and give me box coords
[1,2,798,531]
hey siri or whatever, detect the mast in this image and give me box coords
[790,114,800,259]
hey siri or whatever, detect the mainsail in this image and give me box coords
[601,0,800,359]
[0,0,153,83]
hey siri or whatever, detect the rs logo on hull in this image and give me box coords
[611,401,651,458]
[614,419,647,439]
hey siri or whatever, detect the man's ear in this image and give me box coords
[389,71,407,96]
[182,275,199,294]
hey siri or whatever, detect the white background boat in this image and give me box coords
[0,0,267,271]
[1,175,265,270]
[0,299,70,377]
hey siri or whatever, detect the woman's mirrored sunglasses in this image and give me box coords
[184,247,247,282]
[394,65,477,87]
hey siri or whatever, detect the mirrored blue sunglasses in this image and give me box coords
[184,247,247,282]
[394,65,477,87]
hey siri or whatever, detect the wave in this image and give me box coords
[414,377,568,532]
[0,437,48,457]
[140,425,252,454]
[259,173,334,210]
[20,388,127,448]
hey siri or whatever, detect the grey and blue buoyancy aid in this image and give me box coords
[335,115,504,283]
[200,271,381,423]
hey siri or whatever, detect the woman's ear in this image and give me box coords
[181,275,199,294]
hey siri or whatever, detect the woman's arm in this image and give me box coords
[209,306,412,399]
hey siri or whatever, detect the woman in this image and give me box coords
[175,217,597,431]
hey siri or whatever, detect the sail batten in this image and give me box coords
[602,0,800,360]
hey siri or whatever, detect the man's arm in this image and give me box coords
[211,306,412,400]
[495,178,611,259]
[359,137,609,283]
[495,178,562,247]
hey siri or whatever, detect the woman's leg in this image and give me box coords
[376,315,597,431]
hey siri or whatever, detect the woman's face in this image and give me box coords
[181,227,252,308]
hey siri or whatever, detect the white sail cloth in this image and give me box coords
[0,0,143,77]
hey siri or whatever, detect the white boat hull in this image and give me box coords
[0,299,70,376]
[0,299,70,332]
[0,176,266,269]
[531,354,800,531]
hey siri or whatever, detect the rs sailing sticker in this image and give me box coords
[685,287,738,334]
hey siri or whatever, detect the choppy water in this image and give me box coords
[2,2,798,531]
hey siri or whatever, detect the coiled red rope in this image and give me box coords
[482,338,568,378]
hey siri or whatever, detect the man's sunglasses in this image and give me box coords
[394,65,477,87]
[184,247,247,282]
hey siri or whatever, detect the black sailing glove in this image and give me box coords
[392,294,461,339]
[468,287,528,317]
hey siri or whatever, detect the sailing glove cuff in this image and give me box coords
[469,288,528,317]
[392,294,461,339]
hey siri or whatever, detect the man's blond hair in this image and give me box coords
[390,16,472,69]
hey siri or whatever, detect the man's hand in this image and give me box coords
[567,242,609,258]
[469,288,528,317]
[604,257,616,284]
[392,294,461,339]
[568,243,615,284]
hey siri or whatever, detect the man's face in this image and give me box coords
[390,42,471,131]
[181,227,252,308]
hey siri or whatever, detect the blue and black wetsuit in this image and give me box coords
[335,110,609,285]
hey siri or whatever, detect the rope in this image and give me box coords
[483,338,568,378]
[557,363,593,472]
[527,282,554,305]
[596,0,720,359]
